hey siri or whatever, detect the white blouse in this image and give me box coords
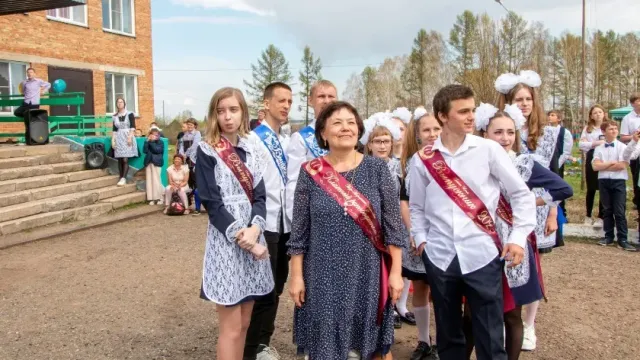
[579,126,603,153]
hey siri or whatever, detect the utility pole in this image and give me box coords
[580,0,587,190]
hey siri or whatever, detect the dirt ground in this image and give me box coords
[1,213,639,360]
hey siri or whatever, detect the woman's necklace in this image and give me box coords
[327,151,359,216]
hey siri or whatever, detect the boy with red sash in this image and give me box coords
[408,85,536,360]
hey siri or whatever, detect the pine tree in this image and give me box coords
[449,10,478,84]
[298,46,322,125]
[243,44,292,113]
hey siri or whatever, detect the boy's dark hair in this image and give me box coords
[432,85,475,124]
[314,101,364,150]
[185,118,198,128]
[149,128,160,135]
[630,92,640,105]
[263,82,292,100]
[547,109,563,120]
[600,120,618,132]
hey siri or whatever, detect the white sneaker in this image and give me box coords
[348,350,361,359]
[256,345,280,360]
[521,323,537,351]
[593,218,603,228]
[117,178,126,186]
[583,216,593,226]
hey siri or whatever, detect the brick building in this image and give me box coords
[0,0,154,135]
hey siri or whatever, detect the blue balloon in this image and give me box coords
[52,79,67,93]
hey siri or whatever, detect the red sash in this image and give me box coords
[496,196,546,299]
[213,137,254,203]
[417,145,502,251]
[304,157,391,325]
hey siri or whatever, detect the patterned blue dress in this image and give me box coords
[288,155,404,360]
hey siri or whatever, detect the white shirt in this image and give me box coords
[578,126,603,153]
[248,121,291,233]
[551,125,574,167]
[592,140,629,180]
[285,120,318,223]
[409,135,536,274]
[620,110,640,136]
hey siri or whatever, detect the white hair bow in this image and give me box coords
[392,107,412,124]
[475,103,499,132]
[503,104,526,130]
[360,112,402,145]
[494,70,542,94]
[413,107,428,120]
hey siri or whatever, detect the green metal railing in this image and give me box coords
[0,92,112,139]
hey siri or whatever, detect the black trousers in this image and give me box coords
[244,229,290,359]
[14,102,40,139]
[424,254,506,360]
[599,179,628,243]
[631,159,640,207]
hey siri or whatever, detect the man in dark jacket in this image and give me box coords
[249,109,266,130]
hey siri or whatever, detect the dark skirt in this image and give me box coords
[585,149,599,191]
[503,242,544,312]
[402,267,429,283]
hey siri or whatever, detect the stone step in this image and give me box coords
[0,203,115,236]
[0,161,85,181]
[102,192,147,209]
[0,175,119,208]
[0,184,137,223]
[0,144,71,159]
[0,169,107,195]
[0,152,84,170]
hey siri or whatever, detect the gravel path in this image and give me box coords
[1,213,638,359]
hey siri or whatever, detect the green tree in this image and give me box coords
[298,46,322,125]
[449,10,478,84]
[401,29,446,107]
[243,44,292,112]
[361,66,379,118]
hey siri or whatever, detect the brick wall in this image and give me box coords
[0,1,154,137]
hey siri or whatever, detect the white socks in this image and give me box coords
[395,278,411,316]
[414,305,430,344]
[524,300,540,327]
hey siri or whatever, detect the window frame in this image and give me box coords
[0,60,28,115]
[46,0,88,28]
[105,72,139,116]
[102,0,136,37]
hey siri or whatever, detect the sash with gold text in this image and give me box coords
[213,137,254,203]
[417,145,502,252]
[304,156,391,324]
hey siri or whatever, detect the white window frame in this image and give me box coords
[46,0,88,28]
[105,72,139,116]
[0,60,28,115]
[102,0,136,37]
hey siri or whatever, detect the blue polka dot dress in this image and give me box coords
[287,155,404,360]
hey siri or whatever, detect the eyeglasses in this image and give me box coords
[372,139,392,146]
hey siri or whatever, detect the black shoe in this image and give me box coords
[428,344,439,360]
[598,238,614,246]
[393,313,402,329]
[617,241,638,251]
[397,309,417,325]
[410,341,430,360]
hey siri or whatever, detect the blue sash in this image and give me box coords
[299,125,327,158]
[254,124,288,184]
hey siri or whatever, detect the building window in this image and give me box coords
[46,0,87,26]
[105,73,138,114]
[102,0,135,36]
[0,61,27,113]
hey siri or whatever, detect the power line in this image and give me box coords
[154,62,384,72]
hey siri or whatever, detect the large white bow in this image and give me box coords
[494,70,542,94]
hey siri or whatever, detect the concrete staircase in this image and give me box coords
[0,144,146,236]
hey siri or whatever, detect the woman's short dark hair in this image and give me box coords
[173,154,184,162]
[314,101,364,150]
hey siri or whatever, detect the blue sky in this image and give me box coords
[151,0,640,122]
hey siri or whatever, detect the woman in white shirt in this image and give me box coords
[579,105,607,228]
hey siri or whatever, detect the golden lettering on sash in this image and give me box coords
[213,137,254,203]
